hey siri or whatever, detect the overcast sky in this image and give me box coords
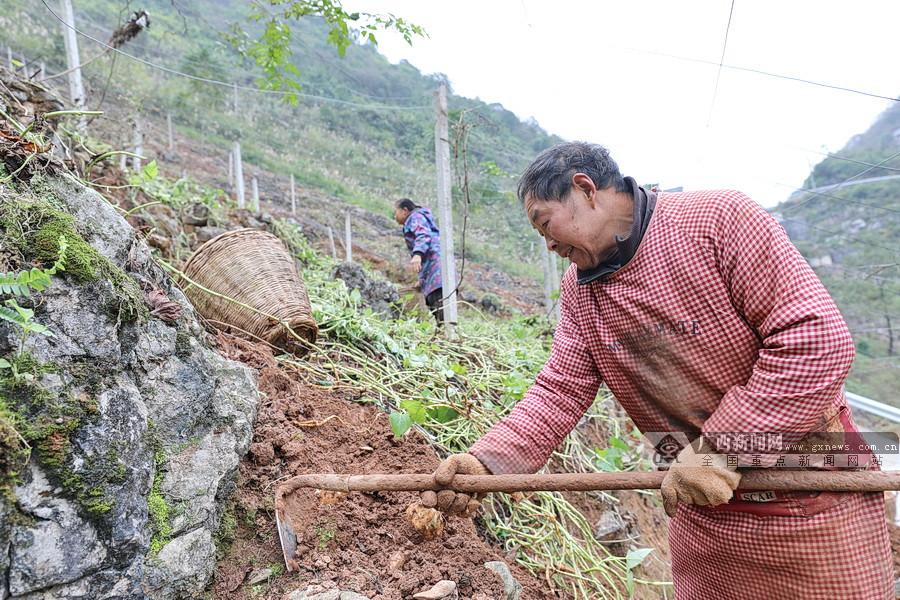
[343,0,900,208]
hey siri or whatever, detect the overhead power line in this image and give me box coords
[627,46,899,103]
[706,0,736,127]
[775,181,900,215]
[39,0,430,112]
[783,148,900,213]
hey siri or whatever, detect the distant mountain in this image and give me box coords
[773,102,900,403]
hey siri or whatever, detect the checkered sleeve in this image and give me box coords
[470,269,603,474]
[701,191,855,443]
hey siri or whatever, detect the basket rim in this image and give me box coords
[183,227,284,275]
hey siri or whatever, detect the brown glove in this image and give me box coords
[660,440,741,518]
[421,453,490,518]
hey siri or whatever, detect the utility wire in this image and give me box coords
[706,0,736,127]
[627,46,899,103]
[783,149,900,213]
[796,148,900,173]
[774,181,900,215]
[40,0,430,112]
[74,9,431,104]
[779,218,900,255]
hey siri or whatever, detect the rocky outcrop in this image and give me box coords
[0,174,258,599]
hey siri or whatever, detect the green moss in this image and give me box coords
[0,365,115,518]
[148,450,172,556]
[214,501,238,557]
[0,398,30,502]
[0,195,148,324]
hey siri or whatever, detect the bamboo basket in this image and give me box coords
[181,228,318,356]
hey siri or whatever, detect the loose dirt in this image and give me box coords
[211,334,558,599]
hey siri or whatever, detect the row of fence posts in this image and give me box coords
[5,45,45,80]
[7,26,550,331]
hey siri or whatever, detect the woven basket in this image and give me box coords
[181,228,318,356]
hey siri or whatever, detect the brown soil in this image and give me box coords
[211,334,557,600]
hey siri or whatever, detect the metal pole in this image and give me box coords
[541,242,554,318]
[327,226,337,259]
[59,0,86,133]
[251,176,260,212]
[166,113,174,152]
[233,141,245,209]
[344,211,352,263]
[433,83,459,334]
[290,174,296,215]
[232,82,238,113]
[6,46,12,70]
[132,115,143,172]
[550,252,561,321]
[227,149,234,192]
[39,61,46,80]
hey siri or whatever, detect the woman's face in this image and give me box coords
[394,206,410,225]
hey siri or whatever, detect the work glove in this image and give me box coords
[660,439,741,518]
[421,453,490,518]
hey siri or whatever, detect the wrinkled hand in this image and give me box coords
[421,453,490,518]
[407,255,423,275]
[661,440,741,518]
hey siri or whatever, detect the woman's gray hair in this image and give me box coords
[517,142,628,203]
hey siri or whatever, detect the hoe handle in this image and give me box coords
[276,469,900,501]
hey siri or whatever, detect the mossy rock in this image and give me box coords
[0,194,148,324]
[0,361,118,519]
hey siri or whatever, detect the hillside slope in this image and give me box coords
[1,0,560,286]
[774,102,900,403]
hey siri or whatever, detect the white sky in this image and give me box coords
[343,0,900,207]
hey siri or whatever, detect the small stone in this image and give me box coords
[359,445,374,452]
[405,502,444,540]
[593,510,626,542]
[282,588,339,600]
[388,550,409,571]
[246,567,273,586]
[412,580,457,599]
[484,561,522,600]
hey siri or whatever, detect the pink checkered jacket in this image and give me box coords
[471,189,893,598]
[471,189,855,475]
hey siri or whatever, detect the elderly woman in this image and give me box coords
[422,142,892,598]
[394,198,443,324]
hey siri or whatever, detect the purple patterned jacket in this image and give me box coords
[402,207,442,297]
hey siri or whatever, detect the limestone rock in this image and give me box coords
[484,561,522,600]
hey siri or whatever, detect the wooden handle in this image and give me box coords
[276,469,900,500]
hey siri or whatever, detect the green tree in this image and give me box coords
[227,0,426,102]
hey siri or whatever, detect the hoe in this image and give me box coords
[275,469,900,570]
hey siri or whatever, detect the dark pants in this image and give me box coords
[424,288,444,325]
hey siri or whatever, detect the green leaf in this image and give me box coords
[399,399,426,424]
[142,160,158,181]
[625,547,653,571]
[427,406,458,424]
[0,358,11,369]
[26,322,52,337]
[389,411,412,439]
[349,289,362,304]
[609,436,630,451]
[449,362,467,376]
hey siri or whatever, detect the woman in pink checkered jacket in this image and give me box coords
[421,142,893,599]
